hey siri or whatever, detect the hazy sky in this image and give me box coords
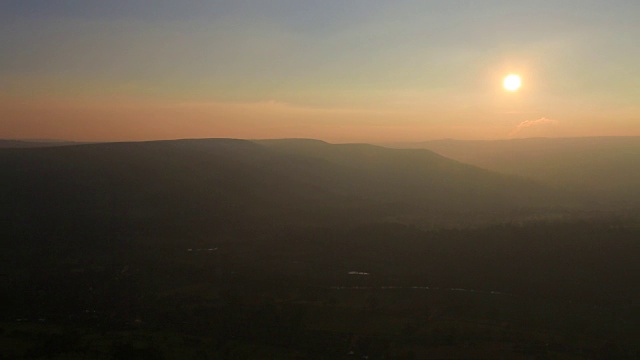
[2,1,639,142]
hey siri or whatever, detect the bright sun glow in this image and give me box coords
[503,74,522,91]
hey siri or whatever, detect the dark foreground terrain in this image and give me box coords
[2,139,639,358]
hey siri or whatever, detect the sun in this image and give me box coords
[503,74,522,92]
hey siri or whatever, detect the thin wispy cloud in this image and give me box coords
[509,117,558,137]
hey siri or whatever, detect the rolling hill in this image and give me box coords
[1,138,573,242]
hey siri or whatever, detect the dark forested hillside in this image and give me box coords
[1,138,576,242]
[256,138,559,210]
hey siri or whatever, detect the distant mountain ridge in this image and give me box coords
[0,139,86,148]
[0,138,575,240]
[255,138,567,210]
[395,136,640,206]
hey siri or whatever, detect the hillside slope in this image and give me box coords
[402,137,640,206]
[1,138,573,241]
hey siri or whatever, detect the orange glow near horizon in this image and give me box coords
[2,94,640,143]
